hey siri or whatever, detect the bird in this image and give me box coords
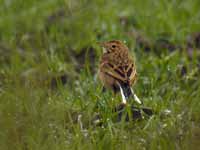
[98,40,142,105]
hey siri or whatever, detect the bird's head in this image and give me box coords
[99,40,129,54]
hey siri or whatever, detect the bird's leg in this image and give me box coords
[131,88,143,105]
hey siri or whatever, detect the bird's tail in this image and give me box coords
[118,82,142,105]
[121,82,132,99]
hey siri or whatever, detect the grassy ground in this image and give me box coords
[0,0,200,149]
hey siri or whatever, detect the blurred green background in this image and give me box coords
[0,0,200,149]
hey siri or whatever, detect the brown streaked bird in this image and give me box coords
[98,40,142,105]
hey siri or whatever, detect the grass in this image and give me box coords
[0,0,200,149]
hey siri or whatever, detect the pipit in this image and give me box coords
[98,40,142,105]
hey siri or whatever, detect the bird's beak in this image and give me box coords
[97,42,107,53]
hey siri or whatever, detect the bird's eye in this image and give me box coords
[112,45,116,48]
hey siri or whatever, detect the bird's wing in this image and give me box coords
[100,62,127,82]
[125,62,137,84]
[100,59,137,84]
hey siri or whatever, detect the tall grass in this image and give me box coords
[0,0,200,149]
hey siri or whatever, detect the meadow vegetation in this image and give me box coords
[0,0,200,149]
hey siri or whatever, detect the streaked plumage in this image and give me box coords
[98,40,142,104]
